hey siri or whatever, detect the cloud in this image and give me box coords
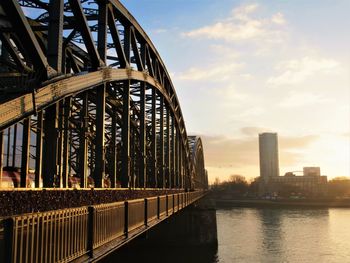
[182,3,286,43]
[279,91,333,108]
[271,13,286,25]
[202,134,318,169]
[240,127,270,136]
[151,28,167,34]
[279,135,318,149]
[231,4,259,21]
[177,62,242,81]
[267,56,340,86]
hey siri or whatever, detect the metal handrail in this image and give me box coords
[1,191,206,262]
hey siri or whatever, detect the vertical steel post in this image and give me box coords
[47,0,63,73]
[97,0,107,63]
[140,82,146,188]
[151,88,157,188]
[179,142,183,189]
[57,101,64,187]
[110,111,117,188]
[174,129,178,188]
[42,105,58,187]
[124,25,131,64]
[62,98,71,188]
[166,107,170,188]
[20,118,30,188]
[35,111,43,188]
[41,0,63,188]
[3,217,14,263]
[79,93,89,188]
[171,117,175,189]
[6,127,10,167]
[124,201,129,237]
[87,206,94,258]
[12,124,17,167]
[94,84,105,188]
[94,0,108,188]
[159,96,164,188]
[144,198,148,226]
[121,80,130,188]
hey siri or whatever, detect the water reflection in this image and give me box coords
[258,209,285,261]
[102,208,350,263]
[101,241,218,263]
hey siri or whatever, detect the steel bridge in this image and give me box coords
[0,0,209,262]
[0,0,208,190]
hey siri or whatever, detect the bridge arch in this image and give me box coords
[188,136,208,190]
[0,0,207,189]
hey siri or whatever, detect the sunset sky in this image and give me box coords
[120,0,350,183]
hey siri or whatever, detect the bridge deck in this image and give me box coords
[1,191,205,263]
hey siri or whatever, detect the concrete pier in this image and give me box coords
[101,197,218,262]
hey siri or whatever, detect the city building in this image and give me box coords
[259,133,280,181]
[258,132,327,197]
[303,167,321,177]
[268,170,328,196]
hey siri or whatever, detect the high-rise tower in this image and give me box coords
[259,133,280,181]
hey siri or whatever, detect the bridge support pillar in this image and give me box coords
[94,84,106,188]
[121,80,130,188]
[42,105,58,187]
[160,198,218,247]
[159,96,164,188]
[104,196,218,261]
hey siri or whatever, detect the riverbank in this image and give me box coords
[214,198,350,208]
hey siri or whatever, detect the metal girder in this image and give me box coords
[0,33,32,72]
[61,98,71,187]
[68,0,103,69]
[130,27,143,71]
[97,0,108,62]
[107,6,128,68]
[79,92,89,188]
[34,111,42,187]
[6,127,10,167]
[165,106,170,188]
[1,0,56,79]
[47,0,64,73]
[140,81,146,188]
[151,87,157,188]
[18,0,48,9]
[20,118,30,188]
[11,124,17,167]
[145,45,154,77]
[0,69,187,164]
[0,0,208,190]
[159,95,164,188]
[171,117,175,188]
[42,104,58,187]
[124,24,131,64]
[121,80,130,188]
[94,84,106,187]
[110,109,117,188]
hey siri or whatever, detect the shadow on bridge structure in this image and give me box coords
[0,0,211,262]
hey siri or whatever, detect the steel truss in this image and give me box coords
[0,0,208,189]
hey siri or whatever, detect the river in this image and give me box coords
[102,207,350,262]
[216,208,350,263]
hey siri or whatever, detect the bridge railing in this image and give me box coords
[3,207,89,263]
[92,202,124,249]
[2,191,206,263]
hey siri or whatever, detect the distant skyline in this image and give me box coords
[120,0,350,183]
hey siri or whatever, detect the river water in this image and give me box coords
[102,207,350,263]
[216,208,350,263]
